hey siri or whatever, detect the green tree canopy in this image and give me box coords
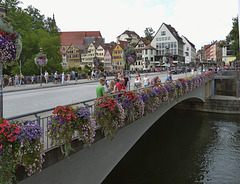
[226,17,239,59]
[2,3,62,76]
[144,27,155,41]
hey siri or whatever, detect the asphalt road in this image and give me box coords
[3,72,191,119]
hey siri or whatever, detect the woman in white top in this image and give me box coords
[142,74,149,87]
[134,75,141,89]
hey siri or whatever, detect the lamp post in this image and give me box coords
[35,48,48,86]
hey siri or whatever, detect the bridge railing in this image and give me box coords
[212,70,239,98]
[6,72,214,153]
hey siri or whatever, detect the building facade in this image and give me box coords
[131,38,150,71]
[142,44,157,69]
[112,44,124,71]
[104,50,113,71]
[151,23,185,64]
[181,36,196,64]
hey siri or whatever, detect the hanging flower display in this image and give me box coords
[73,106,96,145]
[93,97,125,139]
[0,19,22,65]
[124,45,136,66]
[48,106,76,157]
[119,91,144,121]
[0,118,44,183]
[35,52,48,67]
[93,58,99,67]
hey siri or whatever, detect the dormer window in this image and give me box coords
[161,31,166,36]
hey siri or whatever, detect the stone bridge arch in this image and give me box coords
[19,84,211,184]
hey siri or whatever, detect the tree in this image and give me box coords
[2,3,62,76]
[144,27,155,41]
[226,17,239,59]
[0,0,20,9]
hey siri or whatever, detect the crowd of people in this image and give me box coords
[95,72,174,98]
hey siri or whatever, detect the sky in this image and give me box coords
[19,0,238,50]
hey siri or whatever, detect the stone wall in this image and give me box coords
[215,79,236,96]
[175,96,240,114]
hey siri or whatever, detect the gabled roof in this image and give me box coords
[60,31,102,46]
[153,23,184,44]
[182,35,195,49]
[117,30,140,39]
[103,42,117,51]
[143,44,156,50]
[136,37,151,47]
[118,41,128,50]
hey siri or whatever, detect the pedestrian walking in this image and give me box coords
[61,72,65,84]
[75,71,78,82]
[14,73,19,87]
[54,71,58,84]
[87,70,91,80]
[8,76,12,86]
[20,73,25,86]
[67,73,71,83]
[44,70,49,83]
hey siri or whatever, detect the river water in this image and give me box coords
[102,109,240,184]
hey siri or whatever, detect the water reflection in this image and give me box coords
[102,109,240,184]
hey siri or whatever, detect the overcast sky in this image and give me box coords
[19,0,238,50]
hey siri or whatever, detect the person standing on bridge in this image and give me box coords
[96,78,106,98]
[150,75,159,86]
[165,72,172,83]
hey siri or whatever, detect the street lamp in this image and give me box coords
[35,48,48,86]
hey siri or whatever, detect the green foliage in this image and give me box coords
[144,27,155,41]
[2,3,62,75]
[226,17,239,59]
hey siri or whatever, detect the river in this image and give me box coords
[102,109,240,184]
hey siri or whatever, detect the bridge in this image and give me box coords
[14,73,214,184]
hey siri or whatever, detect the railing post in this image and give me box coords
[35,114,41,126]
[211,77,215,98]
[236,70,239,98]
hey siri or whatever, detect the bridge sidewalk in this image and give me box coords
[2,72,164,93]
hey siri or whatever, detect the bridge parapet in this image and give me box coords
[3,73,213,184]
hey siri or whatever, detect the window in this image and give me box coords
[168,37,170,40]
[145,50,148,55]
[156,38,158,41]
[150,49,153,55]
[159,37,161,41]
[174,42,177,48]
[161,31,166,36]
[165,37,167,41]
[151,57,153,61]
[186,47,189,51]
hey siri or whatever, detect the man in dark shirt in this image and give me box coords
[123,73,129,89]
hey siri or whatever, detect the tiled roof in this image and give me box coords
[143,44,156,50]
[60,31,102,46]
[182,35,195,48]
[118,40,129,49]
[163,23,183,43]
[117,30,140,39]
